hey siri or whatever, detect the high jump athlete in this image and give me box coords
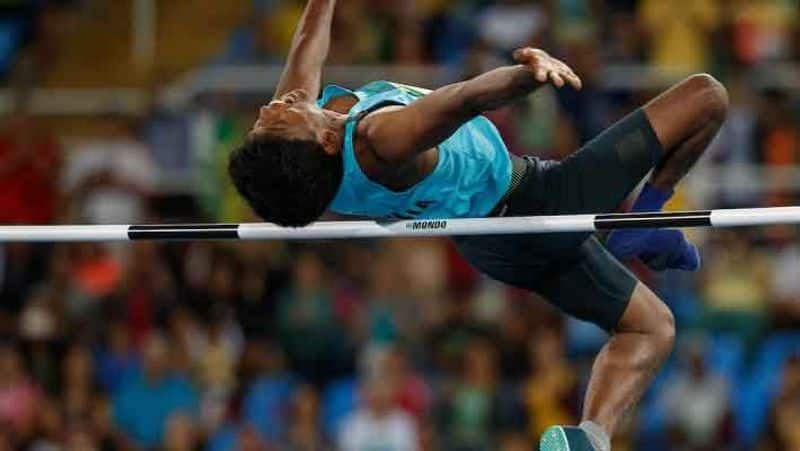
[228,1,728,449]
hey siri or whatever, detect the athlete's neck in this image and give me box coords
[323,110,348,153]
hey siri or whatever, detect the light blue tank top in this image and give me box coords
[320,81,512,220]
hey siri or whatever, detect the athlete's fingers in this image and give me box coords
[554,61,577,78]
[535,67,549,83]
[549,71,565,88]
[550,62,581,90]
[565,72,583,90]
[557,62,576,77]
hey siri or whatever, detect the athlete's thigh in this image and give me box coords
[452,233,552,289]
[531,108,664,217]
[454,234,637,332]
[536,236,638,331]
[455,234,637,330]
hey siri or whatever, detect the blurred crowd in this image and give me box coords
[0,0,799,450]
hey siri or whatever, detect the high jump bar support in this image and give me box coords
[0,207,798,242]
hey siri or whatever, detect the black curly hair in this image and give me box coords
[228,135,344,227]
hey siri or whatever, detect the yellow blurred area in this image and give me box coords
[44,0,251,87]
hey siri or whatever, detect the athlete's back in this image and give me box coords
[321,81,512,220]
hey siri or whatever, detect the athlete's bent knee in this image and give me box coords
[618,285,676,360]
[648,299,676,359]
[683,73,729,123]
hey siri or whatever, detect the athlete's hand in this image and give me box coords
[513,48,582,90]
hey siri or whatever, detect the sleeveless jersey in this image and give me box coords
[319,81,512,220]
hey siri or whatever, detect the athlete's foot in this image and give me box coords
[606,183,700,272]
[639,229,701,271]
[607,183,672,259]
[609,228,700,272]
[540,426,597,451]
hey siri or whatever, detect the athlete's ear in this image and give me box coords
[320,129,341,156]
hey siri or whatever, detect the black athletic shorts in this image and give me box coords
[453,109,664,331]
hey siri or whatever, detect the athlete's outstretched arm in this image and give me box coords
[273,0,338,100]
[361,48,581,162]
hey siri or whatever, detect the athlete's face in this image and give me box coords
[249,89,330,142]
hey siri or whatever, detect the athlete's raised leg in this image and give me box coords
[558,75,725,448]
[608,74,729,271]
[458,74,725,451]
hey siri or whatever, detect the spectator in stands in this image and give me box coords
[603,5,643,63]
[638,0,721,75]
[163,413,200,451]
[661,338,735,450]
[706,75,760,207]
[500,432,534,451]
[384,345,431,424]
[339,376,419,451]
[113,242,177,347]
[436,338,502,450]
[767,226,800,328]
[0,242,51,335]
[327,0,382,64]
[476,0,548,55]
[60,344,94,421]
[285,384,326,450]
[0,93,61,225]
[0,343,41,445]
[63,419,103,451]
[64,243,122,332]
[754,89,799,206]
[277,250,352,386]
[241,342,296,444]
[112,331,199,448]
[19,285,61,394]
[523,327,579,441]
[761,355,800,451]
[729,0,799,66]
[61,120,156,225]
[195,306,244,431]
[699,230,770,349]
[89,394,115,451]
[238,424,270,451]
[29,397,64,451]
[94,319,138,394]
[496,301,533,381]
[363,253,413,345]
[168,306,205,380]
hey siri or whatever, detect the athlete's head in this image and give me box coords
[228,89,345,227]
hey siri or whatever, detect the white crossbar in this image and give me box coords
[0,207,795,242]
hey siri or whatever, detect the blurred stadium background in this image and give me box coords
[0,0,799,449]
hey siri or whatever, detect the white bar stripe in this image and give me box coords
[0,225,131,242]
[710,207,800,227]
[237,214,597,240]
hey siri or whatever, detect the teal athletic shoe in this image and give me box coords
[540,425,597,451]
